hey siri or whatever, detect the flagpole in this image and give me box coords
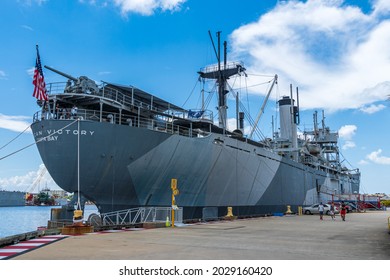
[73,118,84,224]
[77,119,81,211]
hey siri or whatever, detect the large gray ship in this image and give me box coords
[0,191,25,207]
[30,36,360,219]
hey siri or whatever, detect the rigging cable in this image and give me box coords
[244,73,275,78]
[0,119,78,161]
[0,125,31,151]
[272,81,281,139]
[181,77,201,108]
[231,81,274,91]
[235,97,264,141]
[227,82,268,142]
[339,149,357,171]
[245,73,251,117]
[203,81,217,109]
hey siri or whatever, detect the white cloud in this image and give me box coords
[227,118,237,131]
[0,114,32,133]
[0,70,7,80]
[373,0,390,16]
[338,124,357,150]
[227,117,252,136]
[0,164,60,192]
[98,71,111,75]
[229,0,390,111]
[27,67,35,77]
[359,103,386,114]
[342,140,356,150]
[338,124,356,140]
[358,159,369,165]
[0,170,36,192]
[79,0,109,8]
[17,0,48,6]
[21,25,34,31]
[366,149,390,164]
[113,0,186,16]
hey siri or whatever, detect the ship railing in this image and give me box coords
[45,82,199,122]
[101,207,183,226]
[300,154,320,166]
[101,85,163,114]
[44,82,214,129]
[101,87,213,123]
[200,61,244,74]
[33,108,212,138]
[45,82,164,113]
[46,82,67,94]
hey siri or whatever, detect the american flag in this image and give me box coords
[32,45,48,101]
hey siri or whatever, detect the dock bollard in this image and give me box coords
[226,207,233,217]
[73,209,83,225]
[224,207,236,220]
[165,216,170,227]
[285,205,293,215]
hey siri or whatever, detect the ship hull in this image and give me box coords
[0,191,25,207]
[31,119,358,219]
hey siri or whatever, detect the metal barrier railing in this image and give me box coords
[33,108,212,139]
[101,207,183,226]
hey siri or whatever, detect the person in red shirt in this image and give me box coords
[340,201,347,221]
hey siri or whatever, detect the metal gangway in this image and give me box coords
[100,207,183,227]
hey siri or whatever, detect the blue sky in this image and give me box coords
[0,0,389,195]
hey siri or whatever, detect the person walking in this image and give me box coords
[330,202,336,220]
[318,202,325,220]
[340,201,347,221]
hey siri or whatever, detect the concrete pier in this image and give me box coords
[11,211,390,260]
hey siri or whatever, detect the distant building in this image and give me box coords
[46,189,67,198]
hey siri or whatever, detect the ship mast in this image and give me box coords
[198,31,245,131]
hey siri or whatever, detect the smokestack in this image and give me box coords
[278,96,294,140]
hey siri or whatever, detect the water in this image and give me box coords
[0,204,99,238]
